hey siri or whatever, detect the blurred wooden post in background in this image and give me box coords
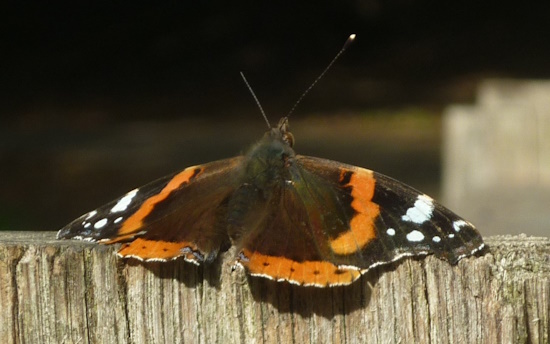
[443,79,550,236]
[1,231,549,344]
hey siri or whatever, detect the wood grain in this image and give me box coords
[1,232,549,343]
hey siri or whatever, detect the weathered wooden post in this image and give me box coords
[443,79,550,236]
[1,232,549,343]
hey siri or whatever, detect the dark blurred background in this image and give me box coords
[1,2,549,232]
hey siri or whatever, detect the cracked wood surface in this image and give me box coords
[1,232,549,344]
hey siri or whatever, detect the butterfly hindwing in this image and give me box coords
[233,157,363,286]
[58,157,244,264]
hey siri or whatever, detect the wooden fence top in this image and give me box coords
[1,232,549,343]
[443,79,550,237]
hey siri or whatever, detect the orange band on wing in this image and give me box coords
[239,249,361,287]
[117,237,196,261]
[329,169,379,255]
[117,166,203,236]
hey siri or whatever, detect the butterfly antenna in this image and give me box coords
[286,33,356,118]
[240,71,271,129]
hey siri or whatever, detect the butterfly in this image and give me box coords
[57,34,484,287]
[57,115,484,287]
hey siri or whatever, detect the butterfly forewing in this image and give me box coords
[292,156,484,270]
[58,157,244,263]
[368,172,484,264]
[57,173,180,242]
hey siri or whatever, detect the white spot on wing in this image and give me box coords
[448,233,455,238]
[432,236,441,243]
[111,188,138,213]
[406,230,425,242]
[386,228,396,236]
[94,218,108,229]
[114,216,123,224]
[453,220,468,232]
[401,194,434,224]
[85,210,97,220]
[84,222,91,228]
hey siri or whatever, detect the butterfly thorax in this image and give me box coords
[226,118,296,242]
[243,118,296,191]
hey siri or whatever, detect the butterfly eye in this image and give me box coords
[283,132,295,147]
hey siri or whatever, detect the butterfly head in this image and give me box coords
[241,116,297,186]
[269,116,294,148]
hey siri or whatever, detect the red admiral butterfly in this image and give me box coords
[57,34,484,287]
